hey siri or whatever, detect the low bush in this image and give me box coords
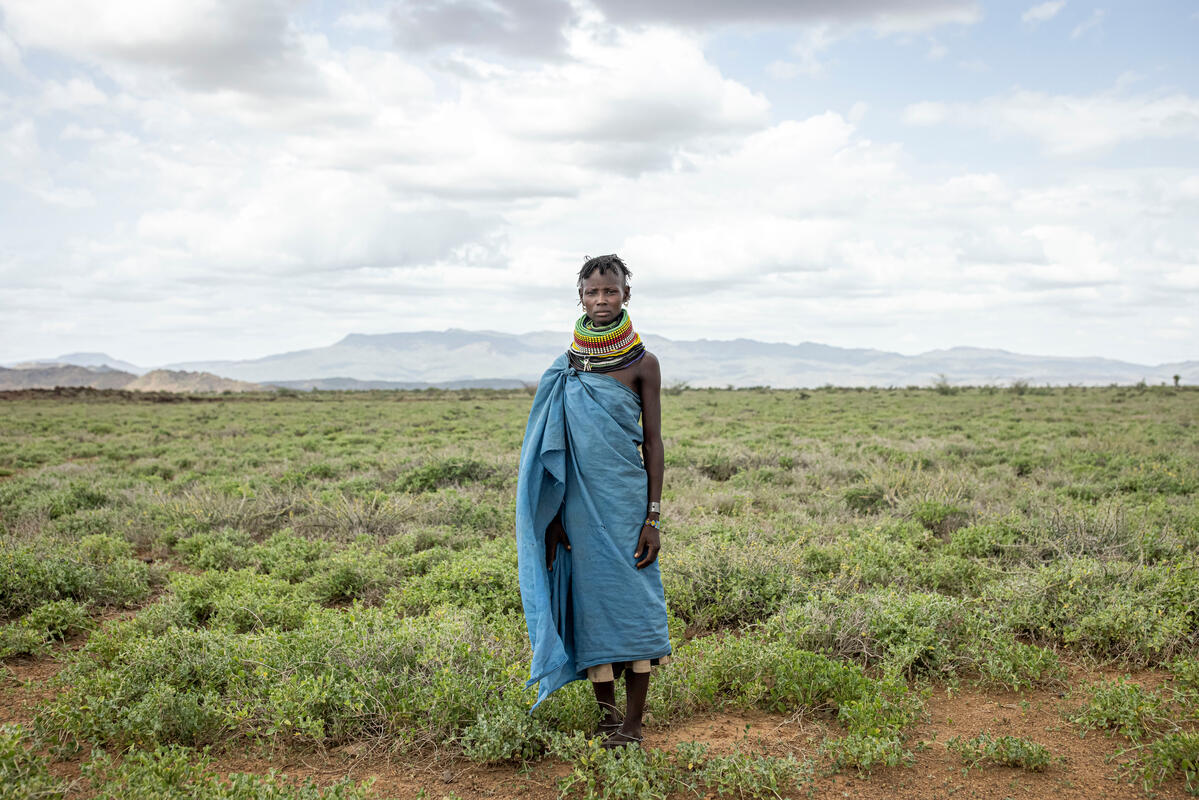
[989,559,1197,663]
[549,734,812,800]
[0,724,65,799]
[0,538,153,618]
[1070,678,1165,741]
[947,732,1052,772]
[1138,731,1199,795]
[660,538,797,630]
[81,745,373,800]
[396,458,496,492]
[171,570,315,633]
[387,537,520,617]
[651,629,922,769]
[766,590,1063,688]
[39,604,534,751]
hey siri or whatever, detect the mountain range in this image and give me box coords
[4,332,1196,390]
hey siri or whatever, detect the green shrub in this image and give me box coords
[661,538,796,630]
[1138,731,1199,795]
[175,529,255,571]
[42,482,113,520]
[397,458,495,492]
[650,629,922,768]
[549,734,812,800]
[1070,678,1164,741]
[170,571,314,633]
[908,499,970,536]
[0,625,46,659]
[947,521,1021,559]
[40,604,531,751]
[459,697,552,763]
[301,546,394,605]
[843,484,888,513]
[947,732,1052,772]
[767,590,1063,688]
[0,724,65,799]
[0,541,152,617]
[387,538,519,616]
[255,530,333,583]
[21,599,93,642]
[989,559,1197,663]
[81,745,373,800]
[696,453,741,482]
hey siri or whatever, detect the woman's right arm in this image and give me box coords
[546,512,570,570]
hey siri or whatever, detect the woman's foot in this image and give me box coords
[595,716,622,737]
[602,722,643,749]
[594,701,623,738]
[601,729,643,749]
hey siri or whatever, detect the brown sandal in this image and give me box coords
[594,703,623,738]
[602,730,643,749]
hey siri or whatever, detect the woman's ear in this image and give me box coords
[623,287,631,305]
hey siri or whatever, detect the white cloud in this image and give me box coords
[1021,1,1066,25]
[902,100,948,125]
[0,27,24,74]
[0,0,310,93]
[40,77,108,110]
[902,86,1199,155]
[1071,7,1104,39]
[0,0,1195,367]
[589,0,981,31]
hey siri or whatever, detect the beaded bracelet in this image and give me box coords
[643,518,661,530]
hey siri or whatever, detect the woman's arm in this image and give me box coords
[636,353,663,568]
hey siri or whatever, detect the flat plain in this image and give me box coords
[1,383,1197,799]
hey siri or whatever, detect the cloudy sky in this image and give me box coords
[1,0,1196,367]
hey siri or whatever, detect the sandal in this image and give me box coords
[602,730,643,750]
[594,703,623,738]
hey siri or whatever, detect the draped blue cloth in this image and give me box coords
[516,353,672,708]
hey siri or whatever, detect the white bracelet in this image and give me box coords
[648,501,660,514]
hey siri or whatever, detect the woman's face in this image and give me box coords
[579,271,629,325]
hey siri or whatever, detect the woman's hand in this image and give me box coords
[635,524,660,569]
[546,517,570,571]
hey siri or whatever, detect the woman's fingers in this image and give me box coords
[636,542,659,568]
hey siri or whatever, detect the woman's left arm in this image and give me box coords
[636,354,663,568]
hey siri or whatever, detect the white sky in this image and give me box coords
[1,0,1196,366]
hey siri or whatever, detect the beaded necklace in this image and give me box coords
[566,309,645,373]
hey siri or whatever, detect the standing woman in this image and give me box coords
[515,254,670,748]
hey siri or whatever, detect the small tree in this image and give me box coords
[1173,374,1181,388]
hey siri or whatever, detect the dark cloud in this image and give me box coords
[589,0,979,29]
[390,0,578,59]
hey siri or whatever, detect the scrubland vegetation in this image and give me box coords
[1,383,1196,798]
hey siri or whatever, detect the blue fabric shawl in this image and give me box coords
[515,353,672,708]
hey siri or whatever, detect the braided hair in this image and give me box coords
[577,254,631,290]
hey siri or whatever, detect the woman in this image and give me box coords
[515,254,670,748]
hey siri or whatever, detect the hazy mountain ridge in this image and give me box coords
[6,335,1196,389]
[0,365,262,393]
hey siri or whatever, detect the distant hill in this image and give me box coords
[8,352,147,375]
[0,364,137,390]
[125,370,262,393]
[165,331,1197,388]
[12,334,1198,389]
[269,377,528,391]
[0,365,262,393]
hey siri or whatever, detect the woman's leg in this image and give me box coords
[620,669,649,739]
[588,663,621,730]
